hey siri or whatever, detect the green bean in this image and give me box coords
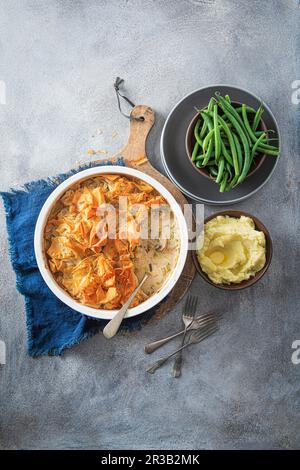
[217,102,250,184]
[191,141,199,162]
[226,162,233,181]
[229,174,239,189]
[257,141,279,151]
[216,94,251,146]
[200,113,215,165]
[220,119,233,129]
[260,140,278,150]
[203,129,215,154]
[241,104,260,144]
[199,98,215,138]
[252,137,278,147]
[232,133,243,175]
[206,160,217,166]
[250,133,266,166]
[218,115,239,175]
[220,171,229,192]
[196,157,217,167]
[220,139,233,166]
[194,119,202,146]
[194,133,203,147]
[200,112,213,131]
[194,121,204,146]
[204,141,214,165]
[252,104,264,131]
[194,118,201,136]
[216,158,225,184]
[256,147,279,156]
[203,110,239,175]
[241,104,279,152]
[213,104,221,161]
[221,138,231,149]
[259,139,277,145]
[194,119,201,139]
[235,106,256,114]
[199,125,207,139]
[255,130,275,136]
[193,93,279,193]
[209,166,218,177]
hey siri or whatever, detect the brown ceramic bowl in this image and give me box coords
[192,210,273,291]
[186,101,267,181]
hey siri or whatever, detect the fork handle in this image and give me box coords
[172,328,188,378]
[172,354,183,378]
[146,357,169,374]
[146,343,190,374]
[145,329,185,354]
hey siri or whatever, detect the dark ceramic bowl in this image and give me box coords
[186,101,267,181]
[192,210,273,291]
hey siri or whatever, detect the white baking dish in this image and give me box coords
[34,166,189,320]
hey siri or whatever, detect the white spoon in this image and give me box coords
[103,274,149,339]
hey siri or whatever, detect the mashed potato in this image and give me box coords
[197,215,266,285]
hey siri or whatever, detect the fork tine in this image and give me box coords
[191,297,197,315]
[183,295,190,313]
[184,295,195,318]
[193,296,198,314]
[186,295,198,316]
[195,311,220,322]
[195,313,217,324]
[192,324,218,342]
[189,296,195,316]
[195,317,216,329]
[184,295,192,314]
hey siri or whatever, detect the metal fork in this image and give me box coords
[145,312,217,354]
[172,295,198,377]
[146,324,218,374]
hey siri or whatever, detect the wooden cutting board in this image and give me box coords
[96,105,196,320]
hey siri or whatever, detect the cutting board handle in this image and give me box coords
[114,105,155,166]
[108,104,188,209]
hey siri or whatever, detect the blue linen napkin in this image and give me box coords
[0,160,157,357]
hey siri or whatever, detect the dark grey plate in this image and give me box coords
[160,85,281,205]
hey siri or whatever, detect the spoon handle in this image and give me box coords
[103,274,148,339]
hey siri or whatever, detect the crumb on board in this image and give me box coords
[112,131,118,139]
[86,148,108,156]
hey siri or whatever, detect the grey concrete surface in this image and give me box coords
[0,0,300,450]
